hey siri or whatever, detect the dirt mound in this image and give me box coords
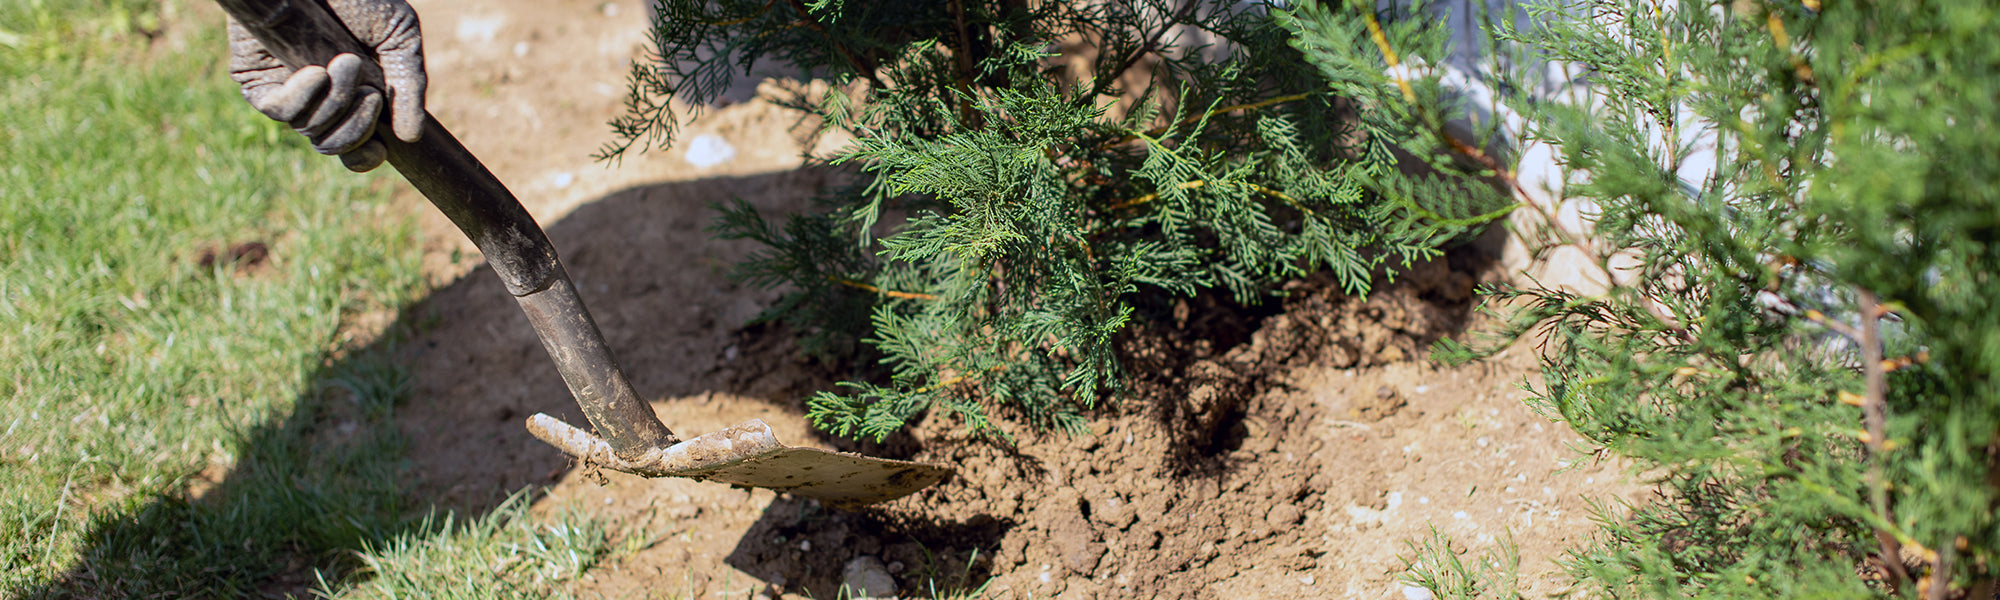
[700,251,1482,599]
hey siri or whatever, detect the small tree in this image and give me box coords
[1432,0,2000,595]
[607,0,1511,439]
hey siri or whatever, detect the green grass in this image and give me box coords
[0,1,629,597]
[322,492,623,600]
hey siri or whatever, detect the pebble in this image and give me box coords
[1266,503,1302,528]
[1402,584,1437,600]
[842,555,898,599]
[683,134,737,168]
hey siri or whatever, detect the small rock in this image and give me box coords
[1265,503,1302,528]
[1088,496,1137,530]
[1352,385,1406,421]
[842,555,898,599]
[682,134,737,168]
[1401,584,1437,600]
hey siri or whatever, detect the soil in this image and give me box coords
[262,0,1651,597]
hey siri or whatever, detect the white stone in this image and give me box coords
[1402,584,1437,600]
[682,134,737,168]
[842,555,898,600]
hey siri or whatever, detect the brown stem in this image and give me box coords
[831,276,937,301]
[1857,289,1914,593]
[1925,541,1954,600]
[948,0,985,129]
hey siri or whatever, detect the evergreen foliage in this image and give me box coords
[611,0,1511,439]
[1435,0,2000,595]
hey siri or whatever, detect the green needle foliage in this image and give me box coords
[613,0,1511,440]
[1437,0,2000,595]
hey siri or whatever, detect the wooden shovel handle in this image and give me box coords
[214,0,682,455]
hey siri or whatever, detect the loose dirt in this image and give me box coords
[360,0,1650,597]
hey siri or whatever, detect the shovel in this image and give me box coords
[215,0,951,506]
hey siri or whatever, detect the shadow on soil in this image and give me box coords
[34,163,1499,598]
[28,166,1006,598]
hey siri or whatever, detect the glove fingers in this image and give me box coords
[246,65,329,123]
[340,139,389,172]
[311,89,383,156]
[298,54,367,138]
[328,0,426,142]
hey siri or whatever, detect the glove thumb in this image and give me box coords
[374,13,427,142]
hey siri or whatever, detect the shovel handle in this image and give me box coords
[215,0,681,454]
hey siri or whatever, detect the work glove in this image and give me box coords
[227,0,426,172]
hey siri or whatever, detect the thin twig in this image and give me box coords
[831,276,937,301]
[1105,180,1303,211]
[1361,10,1415,104]
[1099,92,1316,149]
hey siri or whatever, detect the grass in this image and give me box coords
[0,0,629,597]
[322,491,621,600]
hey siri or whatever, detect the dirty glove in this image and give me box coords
[227,0,426,172]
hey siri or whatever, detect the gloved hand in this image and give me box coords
[227,0,426,172]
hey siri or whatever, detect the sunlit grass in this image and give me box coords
[0,0,432,593]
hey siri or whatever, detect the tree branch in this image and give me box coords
[1857,289,1914,594]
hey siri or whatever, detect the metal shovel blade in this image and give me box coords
[527,414,951,507]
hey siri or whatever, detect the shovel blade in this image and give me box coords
[689,445,953,508]
[527,414,952,506]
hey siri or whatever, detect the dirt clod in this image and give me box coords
[193,240,270,275]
